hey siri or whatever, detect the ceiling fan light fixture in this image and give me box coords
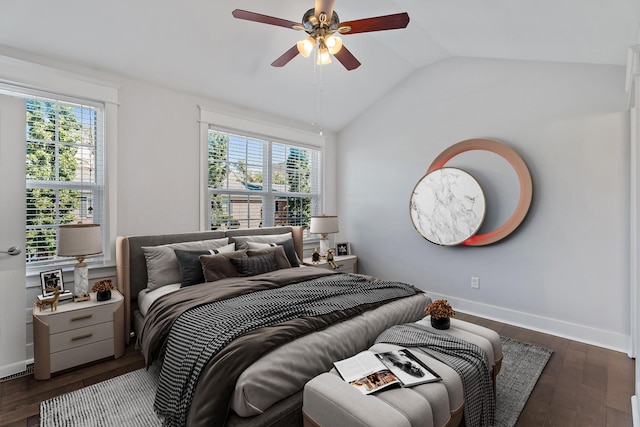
[325,35,343,54]
[232,4,410,71]
[297,36,316,57]
[317,45,332,65]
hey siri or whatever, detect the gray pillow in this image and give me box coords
[246,246,291,269]
[244,237,300,267]
[175,244,237,288]
[175,249,211,288]
[200,250,247,282]
[231,232,292,250]
[142,237,229,290]
[230,253,278,277]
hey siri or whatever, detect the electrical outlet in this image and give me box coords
[471,277,480,289]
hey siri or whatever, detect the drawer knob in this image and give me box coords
[71,333,93,341]
[71,314,93,322]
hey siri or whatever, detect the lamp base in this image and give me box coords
[73,263,90,303]
[319,238,331,256]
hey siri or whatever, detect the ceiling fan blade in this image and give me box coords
[271,45,300,67]
[340,12,410,34]
[333,45,361,71]
[314,0,336,21]
[232,9,300,30]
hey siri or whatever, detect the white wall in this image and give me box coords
[337,57,630,351]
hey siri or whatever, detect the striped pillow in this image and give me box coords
[230,253,278,277]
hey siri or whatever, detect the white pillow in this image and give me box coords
[142,237,229,290]
[211,242,236,254]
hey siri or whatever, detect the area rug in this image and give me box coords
[40,336,552,427]
[495,336,553,427]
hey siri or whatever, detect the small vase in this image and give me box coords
[96,290,111,301]
[431,316,450,330]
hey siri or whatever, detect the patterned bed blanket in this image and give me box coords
[138,267,421,427]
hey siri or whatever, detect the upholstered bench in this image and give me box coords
[302,317,502,427]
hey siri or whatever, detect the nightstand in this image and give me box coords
[33,290,125,380]
[304,254,358,274]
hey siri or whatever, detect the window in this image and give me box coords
[25,96,104,267]
[206,127,321,233]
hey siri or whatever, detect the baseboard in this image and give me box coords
[0,360,27,381]
[428,292,630,353]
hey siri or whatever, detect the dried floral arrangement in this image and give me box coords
[424,299,455,319]
[92,278,114,293]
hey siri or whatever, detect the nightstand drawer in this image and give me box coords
[50,321,114,353]
[47,304,114,334]
[50,339,114,373]
[303,255,358,274]
[331,259,356,273]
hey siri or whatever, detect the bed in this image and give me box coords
[115,226,430,427]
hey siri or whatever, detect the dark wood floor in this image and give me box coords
[0,314,635,427]
[456,313,636,427]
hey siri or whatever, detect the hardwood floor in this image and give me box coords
[0,314,635,427]
[456,313,636,427]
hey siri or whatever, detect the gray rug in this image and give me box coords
[40,336,551,427]
[495,336,552,427]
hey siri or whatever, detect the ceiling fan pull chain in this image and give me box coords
[313,59,324,136]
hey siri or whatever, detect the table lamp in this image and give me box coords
[58,223,102,302]
[310,215,339,256]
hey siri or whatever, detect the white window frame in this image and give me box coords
[199,108,326,234]
[0,55,118,280]
[22,94,105,267]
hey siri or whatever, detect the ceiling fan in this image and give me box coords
[232,0,410,71]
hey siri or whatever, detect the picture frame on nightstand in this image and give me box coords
[336,242,350,256]
[40,269,64,296]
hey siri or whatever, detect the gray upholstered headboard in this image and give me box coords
[115,226,303,344]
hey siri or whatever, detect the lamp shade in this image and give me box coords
[58,224,103,257]
[310,216,339,235]
[297,36,315,57]
[325,35,343,55]
[316,46,332,65]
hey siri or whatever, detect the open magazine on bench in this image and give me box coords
[333,348,442,395]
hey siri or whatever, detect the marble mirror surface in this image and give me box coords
[410,167,486,246]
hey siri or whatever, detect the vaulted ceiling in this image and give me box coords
[0,0,638,132]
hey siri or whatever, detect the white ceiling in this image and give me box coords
[0,0,638,132]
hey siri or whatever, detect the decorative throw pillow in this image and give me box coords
[246,237,300,267]
[247,245,291,269]
[200,250,247,283]
[174,249,212,288]
[231,232,292,250]
[174,243,235,288]
[230,253,278,277]
[142,237,229,290]
[210,243,236,255]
